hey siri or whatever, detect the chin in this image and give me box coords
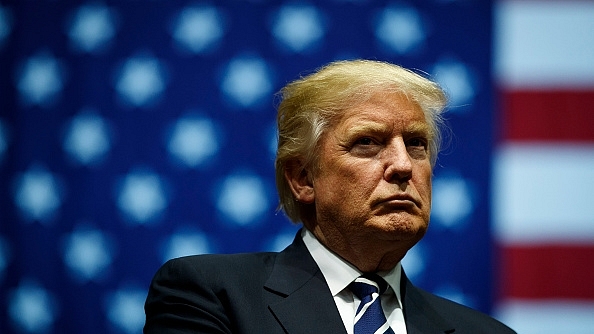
[377,217,428,241]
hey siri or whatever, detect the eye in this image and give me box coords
[349,137,382,157]
[354,137,376,146]
[406,137,429,160]
[407,137,427,148]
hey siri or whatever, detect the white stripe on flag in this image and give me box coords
[492,143,594,244]
[494,0,594,88]
[494,299,594,334]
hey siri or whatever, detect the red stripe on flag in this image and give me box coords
[500,90,594,142]
[499,244,594,300]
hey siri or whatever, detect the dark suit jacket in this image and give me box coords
[144,232,515,333]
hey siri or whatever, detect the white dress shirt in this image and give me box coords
[302,229,408,334]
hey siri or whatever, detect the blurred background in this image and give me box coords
[1,0,593,333]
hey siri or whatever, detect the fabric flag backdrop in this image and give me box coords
[492,1,594,333]
[0,1,590,333]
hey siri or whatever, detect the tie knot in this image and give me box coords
[349,273,388,299]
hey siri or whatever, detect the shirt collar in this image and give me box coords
[301,228,403,309]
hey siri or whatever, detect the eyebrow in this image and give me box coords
[404,121,433,138]
[346,121,433,137]
[346,122,391,136]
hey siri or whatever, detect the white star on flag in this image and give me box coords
[161,230,211,262]
[375,6,425,54]
[220,56,273,108]
[63,110,111,166]
[431,175,475,229]
[63,227,113,282]
[115,55,166,107]
[271,5,325,53]
[172,5,225,54]
[8,280,57,333]
[401,243,427,281]
[106,287,146,334]
[216,172,269,226]
[167,116,219,168]
[432,59,477,109]
[67,4,117,53]
[116,170,168,224]
[14,166,62,223]
[16,53,64,106]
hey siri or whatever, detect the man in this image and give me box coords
[144,60,516,333]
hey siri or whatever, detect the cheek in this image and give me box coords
[316,162,375,203]
[425,177,432,197]
[416,167,433,201]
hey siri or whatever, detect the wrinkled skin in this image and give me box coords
[287,92,433,272]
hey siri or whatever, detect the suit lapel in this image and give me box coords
[401,271,455,334]
[264,231,347,334]
[263,232,456,334]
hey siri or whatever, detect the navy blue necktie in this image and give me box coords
[349,274,395,334]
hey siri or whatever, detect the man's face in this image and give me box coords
[310,92,433,259]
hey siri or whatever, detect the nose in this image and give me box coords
[383,138,413,182]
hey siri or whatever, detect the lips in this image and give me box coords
[374,193,420,209]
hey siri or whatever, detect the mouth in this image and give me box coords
[374,194,420,210]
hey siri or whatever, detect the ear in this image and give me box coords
[284,160,315,204]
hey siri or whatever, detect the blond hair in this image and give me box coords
[275,59,447,223]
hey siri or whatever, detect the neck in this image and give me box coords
[310,225,410,273]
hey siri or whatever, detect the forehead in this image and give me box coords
[333,92,428,132]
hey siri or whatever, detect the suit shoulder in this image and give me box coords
[145,252,280,333]
[153,252,277,285]
[164,252,276,268]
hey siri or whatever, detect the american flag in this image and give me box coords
[0,1,592,333]
[492,1,594,332]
